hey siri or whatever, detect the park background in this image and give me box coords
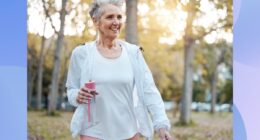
[27,0,233,140]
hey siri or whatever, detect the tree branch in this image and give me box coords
[197,23,232,41]
[41,0,59,34]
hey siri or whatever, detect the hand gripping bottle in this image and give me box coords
[84,80,98,127]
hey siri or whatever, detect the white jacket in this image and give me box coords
[66,41,171,139]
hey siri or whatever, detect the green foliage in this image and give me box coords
[219,79,233,104]
[193,40,232,103]
[193,81,206,102]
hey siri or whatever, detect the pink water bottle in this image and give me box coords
[84,80,98,127]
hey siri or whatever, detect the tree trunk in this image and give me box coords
[60,46,70,110]
[210,69,218,114]
[48,0,67,115]
[28,59,36,109]
[27,71,32,109]
[210,47,226,114]
[125,0,138,45]
[36,38,45,110]
[36,22,47,110]
[180,2,195,125]
[36,33,54,110]
[180,38,194,124]
[28,46,38,109]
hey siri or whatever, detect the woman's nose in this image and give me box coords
[112,18,120,25]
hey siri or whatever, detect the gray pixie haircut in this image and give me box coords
[89,0,124,19]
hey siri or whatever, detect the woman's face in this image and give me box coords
[95,4,123,39]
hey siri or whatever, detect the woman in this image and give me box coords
[66,0,172,140]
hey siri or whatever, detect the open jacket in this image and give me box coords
[66,40,171,139]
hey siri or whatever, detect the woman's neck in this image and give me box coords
[97,36,117,49]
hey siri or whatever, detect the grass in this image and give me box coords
[165,111,233,140]
[28,110,76,140]
[28,110,232,140]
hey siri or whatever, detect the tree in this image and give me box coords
[125,0,138,45]
[204,42,231,113]
[180,1,197,125]
[28,34,39,109]
[209,44,227,113]
[36,20,51,110]
[194,40,232,113]
[59,40,72,109]
[36,0,60,110]
[179,0,232,123]
[36,23,46,110]
[48,0,68,115]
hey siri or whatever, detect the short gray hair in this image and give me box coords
[89,0,124,19]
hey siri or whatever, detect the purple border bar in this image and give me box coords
[0,0,27,139]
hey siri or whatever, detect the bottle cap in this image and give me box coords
[85,80,95,90]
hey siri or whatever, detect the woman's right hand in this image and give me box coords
[76,87,98,104]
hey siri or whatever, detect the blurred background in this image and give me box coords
[27,0,233,139]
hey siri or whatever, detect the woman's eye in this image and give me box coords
[117,15,122,20]
[106,15,113,19]
[105,15,122,20]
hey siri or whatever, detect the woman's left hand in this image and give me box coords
[158,128,173,140]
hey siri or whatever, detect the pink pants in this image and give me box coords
[80,133,140,140]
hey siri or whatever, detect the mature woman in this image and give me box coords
[66,0,172,140]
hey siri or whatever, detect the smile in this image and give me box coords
[111,28,119,33]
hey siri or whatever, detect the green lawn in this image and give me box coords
[28,111,232,140]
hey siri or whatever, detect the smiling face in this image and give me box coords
[94,4,123,40]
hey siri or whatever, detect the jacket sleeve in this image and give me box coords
[66,47,82,107]
[137,49,171,131]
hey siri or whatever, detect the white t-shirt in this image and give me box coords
[80,45,138,139]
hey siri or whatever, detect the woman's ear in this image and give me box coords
[92,17,99,28]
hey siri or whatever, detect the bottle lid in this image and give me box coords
[85,81,95,90]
